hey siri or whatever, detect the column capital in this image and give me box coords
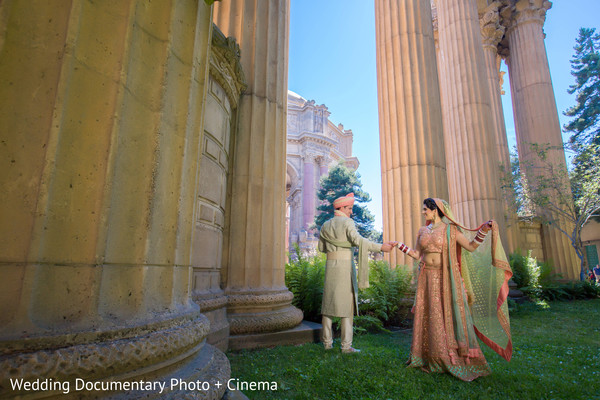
[480,2,505,51]
[302,152,318,164]
[315,155,331,167]
[502,0,552,32]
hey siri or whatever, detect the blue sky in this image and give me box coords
[288,0,600,231]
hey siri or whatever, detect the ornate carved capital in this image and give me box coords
[480,1,505,50]
[209,24,247,109]
[515,0,551,26]
[287,190,302,209]
[315,155,331,168]
[501,0,551,32]
[302,151,318,164]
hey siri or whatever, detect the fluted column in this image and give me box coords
[436,0,506,232]
[502,0,579,278]
[479,1,519,252]
[302,154,317,230]
[375,0,449,269]
[0,1,228,398]
[319,157,329,177]
[213,0,303,336]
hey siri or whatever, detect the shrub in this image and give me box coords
[510,250,600,302]
[358,261,412,327]
[528,281,600,301]
[285,246,326,322]
[353,315,390,335]
[509,250,555,289]
[285,251,412,326]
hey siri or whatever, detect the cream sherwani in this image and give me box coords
[318,214,382,349]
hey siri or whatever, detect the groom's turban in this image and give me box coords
[333,193,355,209]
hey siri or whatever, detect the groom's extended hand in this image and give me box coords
[380,241,399,252]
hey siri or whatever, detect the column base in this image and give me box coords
[226,290,303,336]
[195,293,230,351]
[0,311,231,399]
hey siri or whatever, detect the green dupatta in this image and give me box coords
[435,199,513,362]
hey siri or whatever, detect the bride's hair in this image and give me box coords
[423,198,445,219]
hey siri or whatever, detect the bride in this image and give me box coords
[396,198,512,381]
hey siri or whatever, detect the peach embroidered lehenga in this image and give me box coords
[407,199,512,381]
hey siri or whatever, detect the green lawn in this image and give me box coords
[227,299,600,400]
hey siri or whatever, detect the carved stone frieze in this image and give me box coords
[0,312,211,396]
[209,25,247,109]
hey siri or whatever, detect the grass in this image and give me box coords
[227,299,600,400]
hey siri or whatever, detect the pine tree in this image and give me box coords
[313,163,380,241]
[564,28,600,213]
[563,28,600,149]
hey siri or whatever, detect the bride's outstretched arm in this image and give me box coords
[395,235,422,260]
[456,220,493,252]
[398,243,421,260]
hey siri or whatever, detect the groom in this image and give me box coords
[318,193,397,353]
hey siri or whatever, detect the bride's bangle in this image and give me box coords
[474,228,488,244]
[398,243,412,254]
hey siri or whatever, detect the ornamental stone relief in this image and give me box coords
[480,2,505,49]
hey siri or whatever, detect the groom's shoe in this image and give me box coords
[323,343,333,350]
[341,347,361,354]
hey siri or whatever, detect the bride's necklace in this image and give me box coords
[427,221,443,231]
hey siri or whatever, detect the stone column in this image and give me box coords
[374,0,449,269]
[191,27,247,352]
[479,1,520,252]
[302,154,317,230]
[319,157,330,177]
[213,0,303,338]
[435,0,506,232]
[0,1,228,398]
[502,0,579,278]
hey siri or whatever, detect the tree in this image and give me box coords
[501,143,600,280]
[499,147,534,219]
[563,28,600,150]
[313,163,381,241]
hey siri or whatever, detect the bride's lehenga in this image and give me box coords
[407,200,512,381]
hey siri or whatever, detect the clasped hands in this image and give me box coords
[380,241,399,252]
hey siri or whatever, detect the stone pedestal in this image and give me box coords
[213,0,303,338]
[0,1,228,398]
[374,0,449,269]
[436,0,506,231]
[502,0,579,278]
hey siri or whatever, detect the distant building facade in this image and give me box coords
[286,91,359,254]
